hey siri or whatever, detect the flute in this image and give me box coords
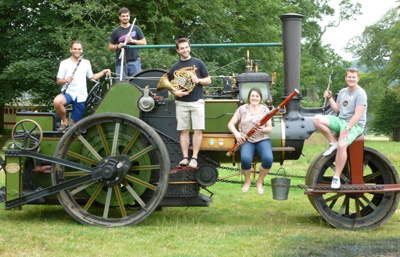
[61,55,84,95]
[226,89,299,156]
[119,18,137,81]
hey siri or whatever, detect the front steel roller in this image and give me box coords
[306,147,400,230]
[51,113,170,227]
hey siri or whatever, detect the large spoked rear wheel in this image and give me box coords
[306,147,400,230]
[52,113,170,227]
[305,153,324,210]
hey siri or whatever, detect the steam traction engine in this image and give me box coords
[1,14,399,229]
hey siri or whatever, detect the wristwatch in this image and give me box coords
[345,125,351,131]
[198,79,202,84]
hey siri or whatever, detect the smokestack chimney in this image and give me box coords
[280,13,303,96]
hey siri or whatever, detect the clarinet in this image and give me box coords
[61,55,84,95]
[226,89,299,156]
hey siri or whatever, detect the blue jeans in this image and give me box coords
[240,139,273,170]
[116,59,142,79]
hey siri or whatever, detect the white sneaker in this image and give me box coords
[323,142,338,156]
[331,176,341,189]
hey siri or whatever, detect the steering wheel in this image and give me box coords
[11,119,43,150]
[86,80,103,109]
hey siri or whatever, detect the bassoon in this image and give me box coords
[226,89,299,156]
[61,55,84,95]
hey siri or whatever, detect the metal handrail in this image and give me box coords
[125,42,282,49]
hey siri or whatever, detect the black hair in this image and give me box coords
[118,7,130,16]
[175,38,190,49]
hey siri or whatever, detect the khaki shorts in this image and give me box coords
[326,115,364,145]
[175,99,205,130]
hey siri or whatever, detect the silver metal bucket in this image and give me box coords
[271,168,291,200]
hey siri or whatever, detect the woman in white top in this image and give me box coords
[228,87,273,195]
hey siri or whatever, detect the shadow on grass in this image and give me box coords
[0,203,75,224]
[0,185,328,228]
[139,202,325,229]
[0,200,327,231]
[282,237,400,257]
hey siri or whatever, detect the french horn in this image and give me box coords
[157,70,196,93]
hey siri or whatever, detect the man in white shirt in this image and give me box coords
[53,41,111,131]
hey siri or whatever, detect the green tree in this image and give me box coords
[0,0,117,132]
[0,0,362,131]
[347,7,400,140]
[370,91,400,141]
[297,0,361,107]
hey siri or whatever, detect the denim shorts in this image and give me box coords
[65,93,85,122]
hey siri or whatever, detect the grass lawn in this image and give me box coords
[0,132,399,257]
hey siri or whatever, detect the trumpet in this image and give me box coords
[157,70,196,93]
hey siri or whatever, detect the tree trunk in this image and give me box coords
[393,128,400,142]
[0,103,5,134]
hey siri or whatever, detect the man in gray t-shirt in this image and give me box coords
[313,68,368,189]
[336,86,367,128]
